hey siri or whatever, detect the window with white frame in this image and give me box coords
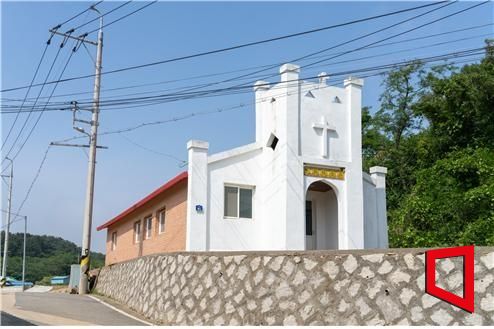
[144,216,152,239]
[158,209,166,234]
[111,231,117,251]
[224,185,253,219]
[134,221,141,243]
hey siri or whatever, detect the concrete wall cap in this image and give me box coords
[370,166,388,175]
[318,72,329,84]
[279,63,300,74]
[254,80,270,92]
[187,140,209,150]
[344,76,364,87]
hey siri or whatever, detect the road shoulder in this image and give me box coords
[1,292,94,326]
[89,293,155,325]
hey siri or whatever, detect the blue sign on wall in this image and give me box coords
[195,205,204,213]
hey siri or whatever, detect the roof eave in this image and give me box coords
[96,171,188,231]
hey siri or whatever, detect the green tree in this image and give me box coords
[361,106,388,171]
[0,232,105,283]
[374,60,426,149]
[416,56,494,160]
[390,148,494,247]
[364,43,494,248]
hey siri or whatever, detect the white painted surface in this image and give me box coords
[186,64,388,251]
[371,166,389,248]
[186,140,209,251]
[306,187,338,250]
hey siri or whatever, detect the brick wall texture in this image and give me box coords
[104,180,187,265]
[95,248,494,325]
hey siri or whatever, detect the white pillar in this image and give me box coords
[344,76,365,249]
[186,140,209,251]
[370,166,388,248]
[254,80,269,143]
[318,72,329,86]
[279,63,305,250]
[280,63,300,83]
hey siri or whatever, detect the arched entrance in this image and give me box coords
[305,180,338,250]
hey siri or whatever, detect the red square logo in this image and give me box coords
[425,245,475,313]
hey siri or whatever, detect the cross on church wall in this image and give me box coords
[312,116,336,158]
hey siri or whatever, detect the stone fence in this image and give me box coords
[94,248,494,325]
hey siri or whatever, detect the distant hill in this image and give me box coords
[0,232,105,283]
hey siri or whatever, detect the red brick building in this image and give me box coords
[97,172,188,265]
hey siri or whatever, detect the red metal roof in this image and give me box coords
[96,171,188,231]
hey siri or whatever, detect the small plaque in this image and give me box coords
[195,205,204,213]
[304,165,345,180]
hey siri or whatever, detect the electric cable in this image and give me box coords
[0,48,485,114]
[57,1,103,28]
[85,1,156,35]
[1,44,50,151]
[3,21,491,103]
[1,45,64,161]
[71,1,132,32]
[4,43,79,163]
[3,37,490,111]
[0,1,449,93]
[15,145,52,215]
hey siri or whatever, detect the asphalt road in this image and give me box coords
[0,311,35,326]
[11,292,146,325]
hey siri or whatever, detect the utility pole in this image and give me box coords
[0,222,2,277]
[48,5,106,295]
[22,216,27,291]
[1,158,13,278]
[50,10,107,295]
[79,9,103,295]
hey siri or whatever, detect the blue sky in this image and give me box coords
[1,1,492,252]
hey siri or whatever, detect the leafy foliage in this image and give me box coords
[390,148,494,247]
[364,44,494,247]
[0,232,105,283]
[374,60,427,148]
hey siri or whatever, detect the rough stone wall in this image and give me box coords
[95,248,494,325]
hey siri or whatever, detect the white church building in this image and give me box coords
[186,63,388,251]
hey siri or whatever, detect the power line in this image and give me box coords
[57,1,103,28]
[4,47,485,230]
[15,146,52,215]
[224,0,487,94]
[118,134,187,166]
[39,55,479,197]
[1,2,105,164]
[0,217,24,230]
[1,44,50,151]
[54,54,482,146]
[173,0,456,98]
[0,1,449,93]
[0,209,24,219]
[93,34,493,103]
[1,45,64,158]
[163,1,489,105]
[2,42,484,113]
[66,48,488,109]
[301,1,490,71]
[0,210,25,231]
[7,0,485,111]
[3,21,492,104]
[0,48,485,114]
[3,36,489,112]
[85,1,156,35]
[71,1,132,32]
[4,44,79,163]
[91,52,482,112]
